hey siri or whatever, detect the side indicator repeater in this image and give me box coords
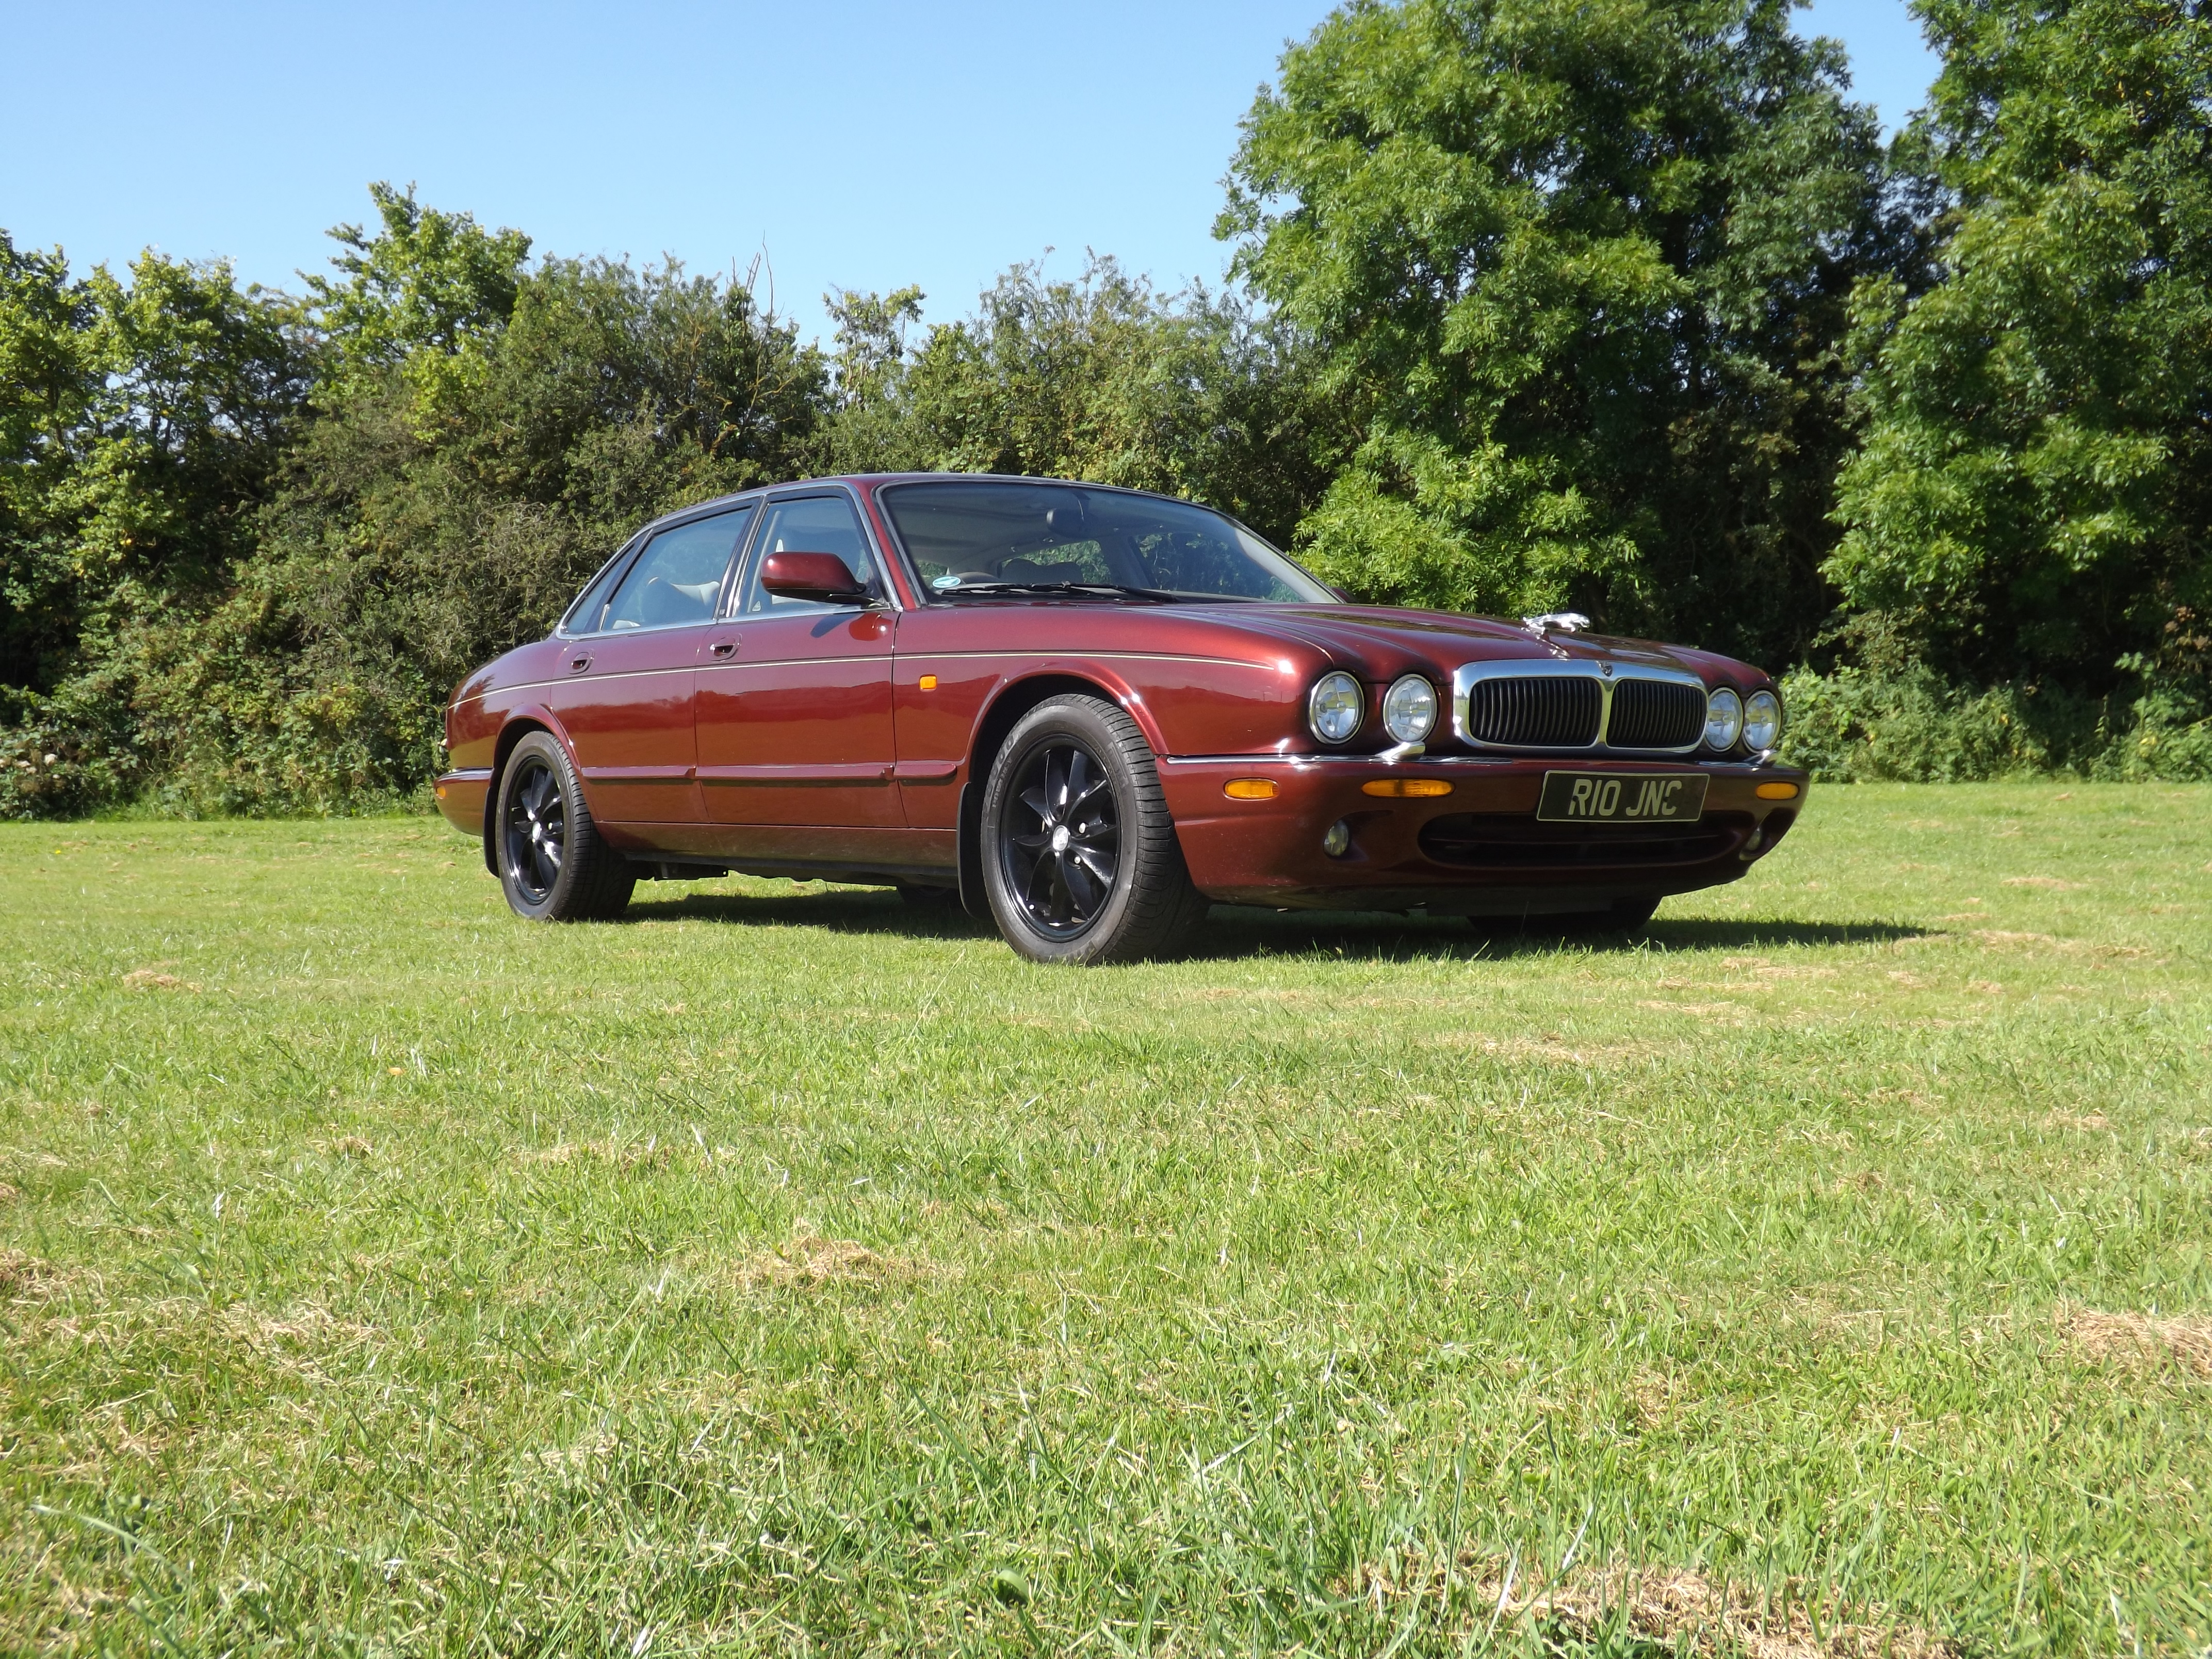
[1754,781,1800,800]
[1223,778,1278,800]
[918,674,938,691]
[1361,778,1453,799]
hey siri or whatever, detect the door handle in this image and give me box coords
[709,639,738,659]
[568,653,592,674]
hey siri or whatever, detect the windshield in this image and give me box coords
[879,480,1336,603]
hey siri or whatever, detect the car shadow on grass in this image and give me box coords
[623,884,1928,959]
[1189,909,1928,961]
[624,885,989,939]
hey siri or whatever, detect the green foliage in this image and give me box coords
[1,237,313,813]
[823,258,1341,546]
[303,182,531,418]
[1827,0,2212,692]
[0,229,100,697]
[190,253,830,813]
[1226,0,1922,664]
[1779,662,2212,780]
[1780,664,2089,779]
[0,237,309,684]
[1,191,827,819]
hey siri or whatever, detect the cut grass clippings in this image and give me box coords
[2,782,2209,1654]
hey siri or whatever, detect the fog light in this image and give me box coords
[1224,777,1278,800]
[1322,820,1352,857]
[1361,778,1453,798]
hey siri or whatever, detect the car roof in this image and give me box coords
[632,473,1223,540]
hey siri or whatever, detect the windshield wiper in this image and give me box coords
[935,580,1242,604]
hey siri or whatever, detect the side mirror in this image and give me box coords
[761,551,871,605]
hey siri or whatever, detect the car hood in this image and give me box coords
[1203,604,1761,685]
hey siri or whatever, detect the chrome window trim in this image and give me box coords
[1451,659,1710,755]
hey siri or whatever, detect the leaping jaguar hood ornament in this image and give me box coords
[1521,611,1592,637]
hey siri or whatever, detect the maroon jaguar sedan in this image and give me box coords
[434,475,1807,962]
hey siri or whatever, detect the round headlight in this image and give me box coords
[1743,688,1782,751]
[1381,675,1438,743]
[1704,687,1744,751]
[1309,672,1364,744]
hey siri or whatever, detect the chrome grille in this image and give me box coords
[1463,675,1603,747]
[1452,659,1708,753]
[1604,677,1705,749]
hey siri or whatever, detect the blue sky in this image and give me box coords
[1,0,1938,341]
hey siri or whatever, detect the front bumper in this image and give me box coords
[1159,753,1807,913]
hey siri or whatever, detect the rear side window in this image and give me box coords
[590,507,754,632]
[736,494,878,615]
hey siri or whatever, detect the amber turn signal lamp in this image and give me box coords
[918,674,938,691]
[1361,778,1453,799]
[1754,780,1800,800]
[1223,777,1278,800]
[434,784,447,800]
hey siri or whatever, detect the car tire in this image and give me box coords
[980,695,1209,964]
[494,730,637,922]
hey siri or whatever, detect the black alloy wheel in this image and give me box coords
[979,695,1210,964]
[503,757,566,905]
[493,730,637,921]
[1002,740,1120,937]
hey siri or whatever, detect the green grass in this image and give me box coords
[3,784,2209,1656]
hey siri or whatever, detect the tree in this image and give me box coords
[304,181,532,416]
[818,282,929,474]
[826,257,1341,547]
[1826,0,2212,693]
[4,187,834,817]
[2,237,309,692]
[0,232,102,696]
[203,244,831,812]
[1225,0,1922,665]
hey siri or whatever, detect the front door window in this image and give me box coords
[736,494,883,616]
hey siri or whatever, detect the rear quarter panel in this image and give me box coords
[439,640,577,837]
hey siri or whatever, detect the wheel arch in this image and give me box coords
[481,715,564,875]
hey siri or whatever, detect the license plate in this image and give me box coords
[1537,771,1708,823]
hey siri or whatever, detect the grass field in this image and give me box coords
[3,784,2209,1656]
